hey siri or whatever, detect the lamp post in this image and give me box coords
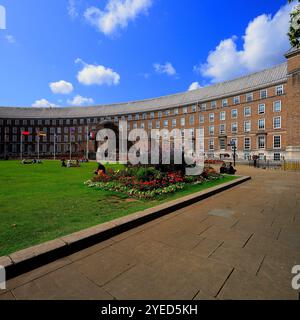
[228,140,237,167]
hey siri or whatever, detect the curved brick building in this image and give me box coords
[1,48,300,161]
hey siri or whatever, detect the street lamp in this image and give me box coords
[228,140,237,167]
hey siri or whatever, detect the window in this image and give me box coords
[192,105,197,112]
[258,136,266,149]
[180,118,185,126]
[150,112,155,119]
[244,121,251,132]
[211,101,217,109]
[209,125,214,135]
[219,138,226,150]
[165,110,170,116]
[66,119,71,125]
[231,109,238,119]
[244,107,251,117]
[273,101,282,113]
[222,99,228,107]
[114,117,118,123]
[201,104,206,111]
[273,116,281,129]
[260,89,268,99]
[135,114,140,120]
[189,115,195,125]
[246,93,253,102]
[172,119,177,127]
[273,135,281,149]
[244,137,251,150]
[274,153,281,161]
[258,104,265,115]
[209,113,215,122]
[233,96,240,105]
[220,111,226,121]
[231,123,238,133]
[258,119,265,130]
[163,120,168,128]
[128,115,132,121]
[174,108,179,115]
[183,107,188,114]
[276,85,284,96]
[158,111,163,118]
[148,122,153,129]
[141,123,145,129]
[219,124,226,135]
[209,139,214,150]
[199,115,204,123]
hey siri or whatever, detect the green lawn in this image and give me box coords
[0,160,238,256]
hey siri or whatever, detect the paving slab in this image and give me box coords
[12,265,113,300]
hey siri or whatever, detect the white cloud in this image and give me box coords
[32,99,59,108]
[84,0,152,36]
[77,63,120,86]
[153,62,177,76]
[199,3,294,83]
[5,35,16,44]
[67,95,94,106]
[188,82,202,91]
[49,80,74,95]
[67,0,79,19]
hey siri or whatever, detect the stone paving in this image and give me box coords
[1,166,300,300]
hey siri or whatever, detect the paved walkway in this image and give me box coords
[1,166,300,300]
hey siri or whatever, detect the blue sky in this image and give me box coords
[0,0,292,108]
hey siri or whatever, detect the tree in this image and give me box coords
[288,0,300,48]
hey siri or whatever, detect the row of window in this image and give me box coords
[1,115,283,138]
[0,100,283,133]
[207,117,282,135]
[206,101,281,123]
[208,136,282,151]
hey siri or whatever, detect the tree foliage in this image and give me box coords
[288,0,300,48]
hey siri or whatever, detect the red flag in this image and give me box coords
[22,131,30,135]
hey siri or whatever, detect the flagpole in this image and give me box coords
[37,134,40,160]
[86,126,89,160]
[54,133,56,161]
[20,133,23,161]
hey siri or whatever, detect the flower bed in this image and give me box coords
[85,166,222,199]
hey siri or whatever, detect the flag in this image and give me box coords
[21,131,30,136]
[89,132,96,140]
